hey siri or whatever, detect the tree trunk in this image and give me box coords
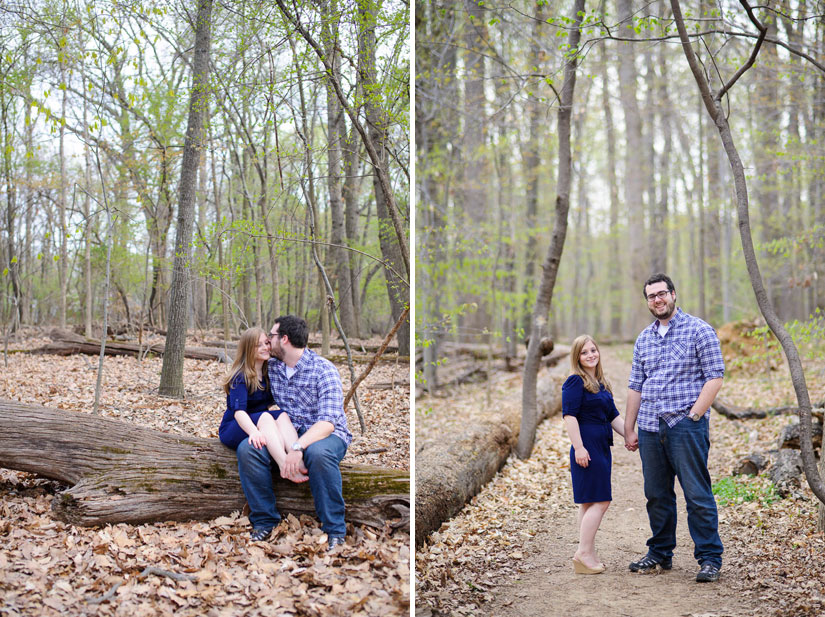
[417,374,562,546]
[520,0,544,338]
[194,135,209,330]
[342,132,363,337]
[517,0,583,459]
[58,52,69,330]
[320,0,357,337]
[670,0,825,507]
[616,0,647,337]
[82,72,94,338]
[0,400,408,531]
[600,41,622,336]
[360,0,410,356]
[159,0,213,398]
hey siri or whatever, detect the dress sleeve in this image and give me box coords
[606,390,620,422]
[227,374,248,414]
[562,375,584,418]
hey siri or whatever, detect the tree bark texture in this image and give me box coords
[0,400,409,531]
[361,0,410,356]
[416,373,562,546]
[322,0,357,338]
[517,0,583,460]
[159,0,213,398]
[670,0,825,505]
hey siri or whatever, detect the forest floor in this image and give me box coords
[415,340,825,617]
[0,328,410,617]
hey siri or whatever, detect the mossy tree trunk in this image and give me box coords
[0,400,408,531]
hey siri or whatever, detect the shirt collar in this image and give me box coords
[647,306,684,333]
[293,347,314,374]
[270,348,314,376]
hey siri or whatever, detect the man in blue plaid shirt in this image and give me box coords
[623,274,725,583]
[236,315,352,550]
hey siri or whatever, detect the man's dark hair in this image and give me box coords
[274,315,309,348]
[643,273,676,297]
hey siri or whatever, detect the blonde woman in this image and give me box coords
[218,327,307,496]
[562,335,625,574]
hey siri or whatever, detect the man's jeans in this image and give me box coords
[638,417,723,568]
[236,433,348,537]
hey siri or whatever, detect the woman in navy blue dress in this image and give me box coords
[563,334,626,574]
[218,327,307,483]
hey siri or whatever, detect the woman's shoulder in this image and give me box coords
[562,374,584,390]
[228,371,247,390]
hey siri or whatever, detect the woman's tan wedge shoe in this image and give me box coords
[572,557,606,574]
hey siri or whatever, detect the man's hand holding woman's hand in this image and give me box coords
[624,429,639,452]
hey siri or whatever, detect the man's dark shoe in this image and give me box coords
[327,535,346,551]
[250,527,273,542]
[629,554,672,573]
[696,562,721,582]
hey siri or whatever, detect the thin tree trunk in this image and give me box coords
[159,0,213,398]
[521,0,544,337]
[58,50,68,330]
[82,73,94,338]
[600,42,622,337]
[517,0,584,459]
[617,0,647,337]
[360,0,409,355]
[670,0,825,507]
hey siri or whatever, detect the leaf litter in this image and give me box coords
[415,342,825,617]
[0,330,410,616]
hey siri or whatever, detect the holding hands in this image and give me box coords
[624,429,638,452]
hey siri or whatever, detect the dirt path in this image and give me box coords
[485,348,758,617]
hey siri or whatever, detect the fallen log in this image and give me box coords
[0,400,409,531]
[778,422,823,450]
[732,452,768,476]
[770,449,803,497]
[711,398,825,421]
[34,332,233,363]
[415,372,563,547]
[200,340,400,355]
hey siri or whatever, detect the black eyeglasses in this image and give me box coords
[646,290,672,302]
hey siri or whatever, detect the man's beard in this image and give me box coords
[649,300,675,320]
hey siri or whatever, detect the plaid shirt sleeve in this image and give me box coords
[696,322,725,381]
[315,360,345,426]
[627,336,646,392]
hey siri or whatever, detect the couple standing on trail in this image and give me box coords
[217,315,352,551]
[562,273,725,583]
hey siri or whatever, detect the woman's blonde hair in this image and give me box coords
[222,327,268,394]
[570,334,611,394]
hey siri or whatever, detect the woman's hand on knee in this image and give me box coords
[248,430,267,449]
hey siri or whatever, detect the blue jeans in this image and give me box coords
[236,433,348,537]
[638,417,723,568]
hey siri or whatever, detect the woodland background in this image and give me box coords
[0,0,410,357]
[415,0,825,372]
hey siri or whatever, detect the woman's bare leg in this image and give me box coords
[256,413,288,469]
[573,501,610,568]
[275,413,309,481]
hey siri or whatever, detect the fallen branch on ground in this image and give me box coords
[415,372,563,547]
[0,400,409,532]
